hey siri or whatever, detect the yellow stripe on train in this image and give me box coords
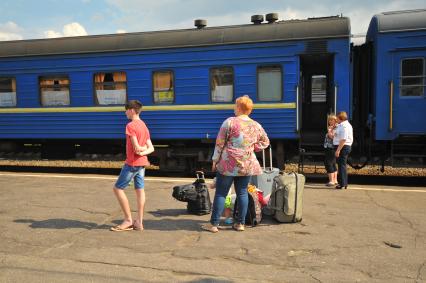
[0,103,296,113]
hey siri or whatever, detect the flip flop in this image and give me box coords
[133,220,144,231]
[201,223,219,233]
[110,224,134,232]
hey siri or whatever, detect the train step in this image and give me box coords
[298,148,325,173]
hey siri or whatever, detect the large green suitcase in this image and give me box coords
[269,172,305,223]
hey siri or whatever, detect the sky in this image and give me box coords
[0,0,424,43]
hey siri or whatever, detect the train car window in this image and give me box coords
[211,67,233,102]
[400,58,424,97]
[153,71,174,104]
[311,75,327,102]
[39,76,70,106]
[94,72,127,105]
[0,78,17,107]
[257,66,282,101]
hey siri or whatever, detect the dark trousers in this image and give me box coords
[337,145,351,187]
[324,148,337,173]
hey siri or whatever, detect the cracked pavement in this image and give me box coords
[0,172,425,282]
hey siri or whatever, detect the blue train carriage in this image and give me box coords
[0,14,351,172]
[366,9,426,167]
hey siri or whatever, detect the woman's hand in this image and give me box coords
[327,127,334,138]
[211,161,217,172]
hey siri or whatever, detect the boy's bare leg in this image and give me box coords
[113,188,133,227]
[134,189,145,230]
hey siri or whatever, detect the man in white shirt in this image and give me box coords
[334,111,353,189]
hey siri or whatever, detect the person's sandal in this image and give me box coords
[110,224,134,232]
[133,220,144,231]
[233,223,245,232]
[201,223,219,233]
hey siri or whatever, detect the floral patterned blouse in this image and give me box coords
[212,115,270,176]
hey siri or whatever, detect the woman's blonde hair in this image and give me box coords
[235,95,253,115]
[327,114,337,125]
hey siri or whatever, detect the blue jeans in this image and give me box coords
[210,173,251,226]
[337,145,351,187]
[114,164,145,189]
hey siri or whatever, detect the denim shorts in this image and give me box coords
[114,164,145,189]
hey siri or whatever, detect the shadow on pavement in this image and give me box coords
[142,219,204,231]
[14,217,205,232]
[147,208,188,217]
[14,218,103,229]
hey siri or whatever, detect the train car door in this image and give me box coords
[299,54,334,146]
[391,53,426,135]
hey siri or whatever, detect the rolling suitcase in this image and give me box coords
[250,146,280,198]
[269,172,305,223]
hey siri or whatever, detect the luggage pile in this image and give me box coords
[171,148,306,225]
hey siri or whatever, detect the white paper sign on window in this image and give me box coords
[41,90,70,106]
[96,89,126,105]
[212,85,233,102]
[0,92,17,107]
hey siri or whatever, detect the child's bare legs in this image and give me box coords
[223,208,231,218]
[223,207,233,224]
[113,187,133,227]
[134,189,145,230]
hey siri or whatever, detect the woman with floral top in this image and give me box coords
[201,95,270,233]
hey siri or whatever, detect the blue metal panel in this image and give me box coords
[329,38,351,116]
[0,108,297,140]
[0,112,125,139]
[373,30,426,140]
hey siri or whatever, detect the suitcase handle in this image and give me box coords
[262,146,273,170]
[195,170,205,180]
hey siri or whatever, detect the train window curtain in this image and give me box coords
[153,71,174,104]
[0,78,17,107]
[311,75,327,102]
[210,67,234,102]
[257,66,282,102]
[39,76,70,106]
[94,72,127,105]
[400,58,424,97]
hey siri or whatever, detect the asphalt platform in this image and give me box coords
[0,172,425,282]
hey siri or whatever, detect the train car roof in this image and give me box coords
[0,16,350,58]
[374,9,426,33]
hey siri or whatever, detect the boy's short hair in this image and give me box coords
[125,100,143,114]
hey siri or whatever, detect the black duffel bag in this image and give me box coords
[172,171,212,215]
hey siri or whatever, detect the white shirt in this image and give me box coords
[334,120,353,146]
